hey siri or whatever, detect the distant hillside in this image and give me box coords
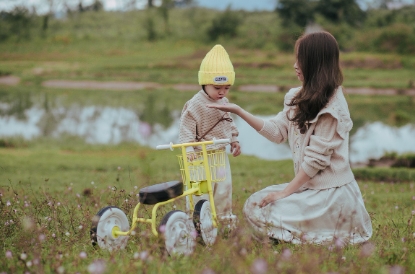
[1,5,415,54]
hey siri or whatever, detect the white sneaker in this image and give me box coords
[219,214,238,230]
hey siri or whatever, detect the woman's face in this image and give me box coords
[204,85,230,101]
[294,61,304,82]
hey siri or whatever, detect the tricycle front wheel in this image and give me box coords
[193,199,218,246]
[90,206,130,252]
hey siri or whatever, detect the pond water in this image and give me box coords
[1,104,415,165]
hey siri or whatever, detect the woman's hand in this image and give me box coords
[230,141,241,157]
[259,169,311,208]
[208,102,264,131]
[259,191,288,208]
[206,103,241,114]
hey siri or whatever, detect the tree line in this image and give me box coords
[0,0,415,54]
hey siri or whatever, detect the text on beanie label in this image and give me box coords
[213,76,228,84]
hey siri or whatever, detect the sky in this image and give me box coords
[195,0,276,11]
[0,0,275,14]
[0,0,414,14]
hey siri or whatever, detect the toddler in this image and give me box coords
[178,44,241,228]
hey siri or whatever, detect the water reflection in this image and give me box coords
[0,90,33,119]
[0,103,414,165]
[350,122,415,163]
[0,105,180,146]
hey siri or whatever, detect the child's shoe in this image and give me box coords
[219,213,238,231]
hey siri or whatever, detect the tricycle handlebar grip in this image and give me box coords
[156,142,174,151]
[212,138,231,145]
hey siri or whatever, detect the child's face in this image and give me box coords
[204,85,230,101]
[294,61,304,82]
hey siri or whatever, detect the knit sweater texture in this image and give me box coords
[259,86,355,189]
[179,90,239,151]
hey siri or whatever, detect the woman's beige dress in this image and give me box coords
[243,180,372,244]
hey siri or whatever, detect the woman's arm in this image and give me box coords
[207,103,264,131]
[259,168,310,208]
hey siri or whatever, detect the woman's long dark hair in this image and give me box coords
[287,31,343,134]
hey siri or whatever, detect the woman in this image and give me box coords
[207,31,372,244]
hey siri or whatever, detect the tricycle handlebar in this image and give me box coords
[156,138,230,150]
[212,138,230,145]
[156,142,174,151]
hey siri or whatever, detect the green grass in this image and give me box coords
[346,94,415,132]
[354,167,415,182]
[0,141,414,273]
[1,37,415,88]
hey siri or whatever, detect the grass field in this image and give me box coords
[0,141,414,273]
[1,38,415,89]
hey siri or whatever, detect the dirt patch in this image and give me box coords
[172,84,200,91]
[341,58,403,69]
[152,61,198,70]
[0,75,20,86]
[189,49,209,59]
[239,85,280,93]
[345,87,415,96]
[2,76,415,95]
[233,62,281,69]
[42,80,162,90]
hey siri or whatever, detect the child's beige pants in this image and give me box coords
[186,153,237,227]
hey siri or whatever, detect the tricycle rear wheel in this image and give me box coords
[159,210,196,256]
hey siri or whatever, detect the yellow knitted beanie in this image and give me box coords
[198,45,235,85]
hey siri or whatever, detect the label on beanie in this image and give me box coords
[213,76,228,84]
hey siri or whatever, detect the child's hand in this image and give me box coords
[230,141,241,157]
[185,146,197,161]
[186,152,198,162]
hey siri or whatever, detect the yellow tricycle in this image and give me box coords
[90,138,230,255]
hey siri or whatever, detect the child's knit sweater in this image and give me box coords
[179,90,239,151]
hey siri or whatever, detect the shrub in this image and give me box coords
[0,7,34,42]
[389,110,412,126]
[311,13,358,52]
[233,12,280,49]
[275,25,303,52]
[373,23,415,54]
[392,153,415,168]
[206,7,242,41]
[144,13,157,41]
[353,167,415,182]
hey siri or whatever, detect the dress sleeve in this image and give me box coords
[258,112,289,144]
[301,113,344,178]
[178,102,197,144]
[257,89,295,144]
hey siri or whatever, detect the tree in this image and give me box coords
[0,7,33,41]
[276,0,315,27]
[276,0,366,27]
[91,0,103,11]
[315,0,366,26]
[159,0,174,34]
[207,7,242,41]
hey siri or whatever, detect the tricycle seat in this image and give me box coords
[139,180,183,205]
